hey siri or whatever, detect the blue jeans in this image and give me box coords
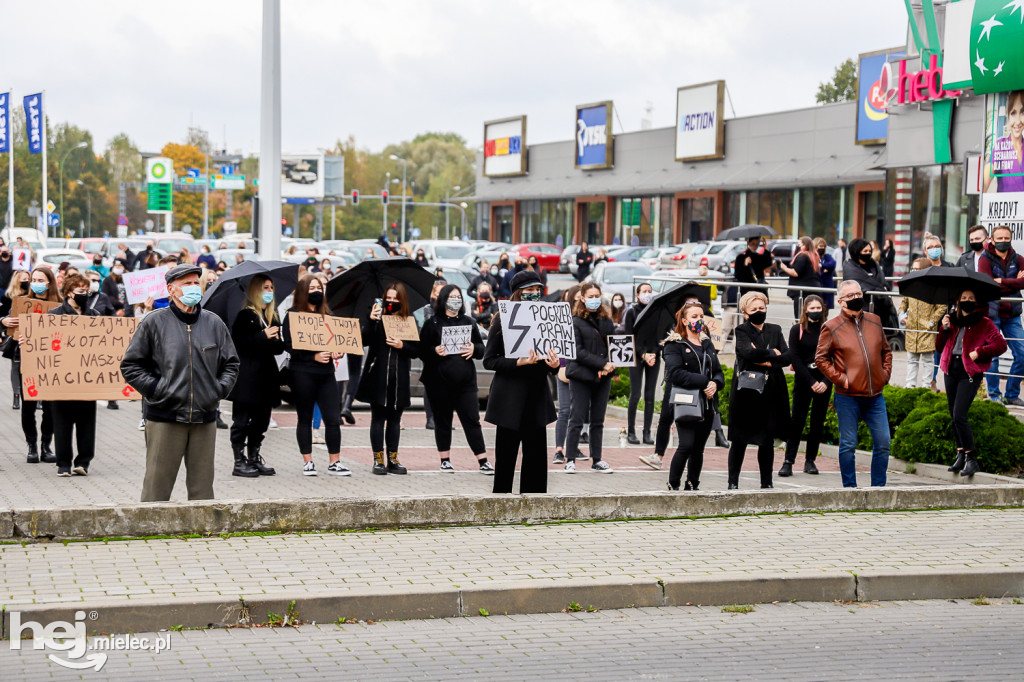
[985,316,1024,401]
[833,393,890,488]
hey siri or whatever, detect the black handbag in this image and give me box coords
[736,369,768,393]
[0,335,15,360]
[670,386,704,422]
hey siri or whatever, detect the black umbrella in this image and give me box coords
[200,260,300,327]
[326,256,438,318]
[715,224,778,241]
[896,266,1001,306]
[632,282,713,348]
[542,290,565,302]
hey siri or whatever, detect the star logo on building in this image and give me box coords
[994,60,1005,76]
[979,14,1003,41]
[975,50,988,75]
[1005,0,1024,23]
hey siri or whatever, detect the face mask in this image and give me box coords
[970,241,984,252]
[638,292,653,305]
[384,300,400,314]
[479,292,491,301]
[30,282,47,296]
[817,249,826,256]
[178,285,202,307]
[73,293,89,308]
[446,297,462,313]
[490,268,499,276]
[261,291,275,305]
[844,297,865,312]
[747,310,767,325]
[858,252,872,263]
[307,290,324,306]
[19,281,29,292]
[927,247,942,260]
[89,281,100,293]
[612,299,624,309]
[686,319,705,333]
[521,291,542,302]
[958,300,977,313]
[1,252,9,260]
[807,311,823,322]
[584,297,602,311]
[93,260,102,266]
[995,241,1012,253]
[112,267,124,276]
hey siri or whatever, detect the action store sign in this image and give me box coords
[483,116,527,177]
[675,81,725,162]
[575,101,613,170]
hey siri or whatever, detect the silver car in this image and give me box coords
[684,240,746,274]
[585,261,654,302]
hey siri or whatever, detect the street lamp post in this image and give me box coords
[459,202,468,235]
[388,154,408,243]
[76,180,91,237]
[383,171,390,237]
[444,185,460,240]
[59,142,88,236]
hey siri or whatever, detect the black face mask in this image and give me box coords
[995,241,1012,253]
[0,253,9,260]
[307,290,324,306]
[857,252,873,264]
[806,311,823,322]
[816,249,826,256]
[73,293,89,308]
[845,297,865,312]
[958,300,978,313]
[970,241,985,252]
[384,301,400,314]
[479,293,491,301]
[747,310,767,325]
[19,281,29,291]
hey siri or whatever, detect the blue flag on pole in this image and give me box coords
[0,92,9,154]
[23,93,43,154]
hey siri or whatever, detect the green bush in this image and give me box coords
[609,367,630,401]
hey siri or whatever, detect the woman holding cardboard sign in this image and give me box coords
[1,270,31,410]
[419,284,492,474]
[228,275,285,478]
[2,267,61,464]
[282,274,350,477]
[358,281,419,475]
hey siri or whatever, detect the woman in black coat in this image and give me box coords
[778,236,821,319]
[229,275,285,478]
[843,238,895,327]
[780,295,832,478]
[420,284,491,473]
[623,282,658,444]
[483,270,560,494]
[564,282,617,473]
[728,291,792,489]
[356,281,419,475]
[663,301,725,490]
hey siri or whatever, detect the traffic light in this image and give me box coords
[351,189,359,206]
[381,190,389,205]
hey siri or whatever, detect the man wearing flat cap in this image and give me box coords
[121,263,240,501]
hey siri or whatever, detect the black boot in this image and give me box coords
[803,457,819,475]
[961,453,980,477]
[728,482,739,490]
[13,394,20,410]
[387,451,408,475]
[626,432,640,445]
[778,461,793,477]
[372,450,388,475]
[232,446,259,478]
[26,443,39,464]
[683,480,699,491]
[216,413,228,430]
[40,441,56,463]
[340,395,355,425]
[948,450,966,473]
[714,429,730,448]
[642,431,654,445]
[247,445,276,476]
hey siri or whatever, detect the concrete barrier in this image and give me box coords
[856,568,1024,602]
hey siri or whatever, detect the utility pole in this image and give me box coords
[257,0,282,260]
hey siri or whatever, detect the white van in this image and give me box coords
[0,227,46,252]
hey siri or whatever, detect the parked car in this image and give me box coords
[147,233,196,257]
[213,249,258,266]
[767,239,802,275]
[337,243,389,261]
[1,227,47,252]
[659,243,701,267]
[66,238,107,258]
[512,243,562,271]
[637,268,734,308]
[45,238,68,249]
[685,240,746,274]
[100,238,151,269]
[585,261,654,302]
[33,248,91,273]
[409,240,475,270]
[604,246,651,263]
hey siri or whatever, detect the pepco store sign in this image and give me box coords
[878,54,962,109]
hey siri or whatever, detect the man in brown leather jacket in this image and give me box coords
[815,280,893,487]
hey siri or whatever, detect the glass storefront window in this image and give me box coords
[477,202,489,240]
[911,165,943,256]
[586,202,605,244]
[659,195,673,246]
[494,205,514,243]
[516,199,573,246]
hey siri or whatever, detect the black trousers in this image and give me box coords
[290,371,341,454]
[654,382,673,456]
[343,354,363,401]
[945,355,979,452]
[423,391,433,422]
[370,404,403,453]
[426,385,486,455]
[52,400,96,470]
[628,358,660,436]
[230,402,272,451]
[728,438,775,487]
[669,417,713,489]
[565,377,612,463]
[493,425,547,494]
[22,399,54,447]
[784,380,833,463]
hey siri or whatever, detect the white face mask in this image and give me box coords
[638,292,653,304]
[112,267,124,276]
[612,299,624,309]
[89,281,100,293]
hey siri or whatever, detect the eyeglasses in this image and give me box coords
[840,293,863,301]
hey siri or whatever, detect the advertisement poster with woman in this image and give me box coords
[982,90,1024,246]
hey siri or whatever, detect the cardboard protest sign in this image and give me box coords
[287,311,363,355]
[12,248,31,271]
[123,266,169,305]
[11,297,52,317]
[18,313,141,401]
[703,315,724,351]
[496,300,576,359]
[608,334,635,367]
[381,314,419,341]
[440,325,473,354]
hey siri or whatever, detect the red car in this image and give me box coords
[513,243,562,272]
[66,238,106,259]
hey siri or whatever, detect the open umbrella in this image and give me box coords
[200,260,299,327]
[714,224,778,241]
[896,266,1001,306]
[541,290,565,303]
[632,282,713,348]
[326,256,438,318]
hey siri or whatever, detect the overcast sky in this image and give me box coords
[2,0,908,155]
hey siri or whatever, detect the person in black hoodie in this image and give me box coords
[102,263,129,315]
[229,275,286,478]
[471,282,498,329]
[623,282,658,444]
[842,238,894,327]
[780,295,832,477]
[282,274,349,477]
[564,282,617,473]
[483,270,560,493]
[420,284,492,473]
[733,237,773,299]
[413,249,430,267]
[0,246,13,292]
[357,281,419,475]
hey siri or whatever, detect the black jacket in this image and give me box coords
[734,248,772,284]
[229,308,285,406]
[49,300,99,318]
[788,321,828,386]
[419,313,484,389]
[729,322,792,444]
[566,312,615,383]
[468,273,499,298]
[355,315,419,409]
[842,256,895,323]
[623,302,658,355]
[121,304,240,424]
[101,275,127,311]
[86,291,116,316]
[663,334,725,419]
[0,257,12,292]
[471,299,498,328]
[575,250,594,278]
[787,252,821,299]
[482,320,557,430]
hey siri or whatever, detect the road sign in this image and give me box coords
[187,168,200,179]
[147,183,173,213]
[117,216,128,226]
[179,176,207,185]
[147,157,173,184]
[46,212,59,227]
[220,165,233,175]
[283,197,315,204]
[46,200,56,214]
[410,227,421,239]
[211,174,245,190]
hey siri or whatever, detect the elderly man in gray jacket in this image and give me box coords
[121,264,240,502]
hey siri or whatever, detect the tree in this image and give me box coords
[105,133,142,186]
[816,58,858,104]
[159,142,205,233]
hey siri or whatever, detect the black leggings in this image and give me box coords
[565,377,612,463]
[22,399,54,447]
[945,355,980,452]
[728,438,775,487]
[628,358,660,435]
[343,354,363,401]
[370,404,403,453]
[290,371,341,454]
[52,400,96,470]
[654,382,673,456]
[669,418,713,489]
[784,380,833,463]
[230,402,272,451]
[493,425,547,494]
[426,385,486,455]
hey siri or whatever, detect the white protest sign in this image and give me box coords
[608,334,635,367]
[497,300,576,359]
[12,248,31,271]
[123,266,169,305]
[440,325,473,354]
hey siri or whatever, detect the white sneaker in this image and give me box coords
[303,461,317,476]
[440,460,455,472]
[638,454,662,470]
[327,461,351,476]
[312,429,325,444]
[564,461,576,474]
[137,419,146,431]
[592,461,614,473]
[269,418,279,429]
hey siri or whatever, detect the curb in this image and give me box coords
[3,569,1021,637]
[4,485,1024,540]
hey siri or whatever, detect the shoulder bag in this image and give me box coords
[736,369,767,393]
[670,386,704,422]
